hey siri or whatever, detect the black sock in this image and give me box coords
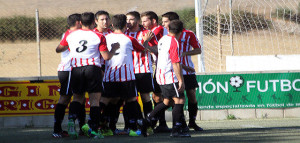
[68,101,81,120]
[143,101,153,118]
[109,104,119,131]
[89,106,101,131]
[126,101,138,130]
[77,103,86,129]
[123,104,129,130]
[135,101,143,120]
[188,102,198,124]
[103,103,113,124]
[156,102,167,126]
[148,102,169,120]
[99,102,107,123]
[54,103,67,133]
[173,104,184,128]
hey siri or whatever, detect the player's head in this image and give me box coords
[126,11,140,30]
[112,14,127,31]
[162,12,179,29]
[95,10,110,29]
[81,12,95,28]
[168,20,183,36]
[67,13,81,29]
[141,11,158,30]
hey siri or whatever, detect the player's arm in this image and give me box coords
[173,62,184,93]
[142,31,158,54]
[181,64,195,73]
[56,44,68,53]
[100,42,120,60]
[170,38,184,93]
[181,32,202,57]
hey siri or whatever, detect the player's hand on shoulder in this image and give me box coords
[142,31,154,42]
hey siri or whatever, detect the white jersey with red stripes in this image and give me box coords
[156,35,180,85]
[103,33,145,82]
[57,30,73,71]
[60,29,108,68]
[93,28,113,65]
[179,29,201,75]
[125,28,157,74]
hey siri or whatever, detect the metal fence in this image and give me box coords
[0,0,299,77]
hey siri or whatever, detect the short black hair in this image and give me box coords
[126,11,141,21]
[162,12,180,21]
[95,10,110,20]
[81,12,95,27]
[112,14,127,30]
[169,20,183,35]
[67,13,81,27]
[141,11,158,23]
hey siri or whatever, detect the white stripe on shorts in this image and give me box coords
[173,83,179,97]
[66,71,71,95]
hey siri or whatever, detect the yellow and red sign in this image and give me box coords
[0,79,143,116]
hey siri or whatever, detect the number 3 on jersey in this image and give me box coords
[76,40,88,53]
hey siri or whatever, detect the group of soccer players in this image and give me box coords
[53,10,202,139]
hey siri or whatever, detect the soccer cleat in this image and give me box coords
[68,119,78,139]
[101,129,114,136]
[52,131,69,138]
[188,123,204,131]
[170,131,191,138]
[113,128,129,135]
[90,130,104,139]
[129,129,141,137]
[147,127,154,135]
[154,124,171,133]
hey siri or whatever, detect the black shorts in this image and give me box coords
[153,72,162,93]
[71,65,103,95]
[160,82,185,99]
[58,71,72,96]
[102,80,137,99]
[184,74,199,90]
[135,73,154,93]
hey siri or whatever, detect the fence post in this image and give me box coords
[217,5,222,72]
[195,0,205,72]
[229,0,234,56]
[35,9,41,77]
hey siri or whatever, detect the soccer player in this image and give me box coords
[162,12,203,132]
[56,12,119,139]
[53,13,86,138]
[140,11,170,133]
[143,20,191,137]
[100,14,155,137]
[125,11,157,125]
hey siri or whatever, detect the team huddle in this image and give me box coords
[53,10,202,139]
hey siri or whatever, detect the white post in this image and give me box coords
[195,0,205,72]
[35,9,41,76]
[229,0,234,56]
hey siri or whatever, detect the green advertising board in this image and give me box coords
[194,72,300,110]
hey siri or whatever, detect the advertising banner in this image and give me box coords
[196,72,300,110]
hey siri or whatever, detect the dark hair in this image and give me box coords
[112,14,127,30]
[95,10,110,20]
[162,12,180,21]
[141,11,158,23]
[67,13,81,27]
[169,20,183,35]
[81,12,95,27]
[126,11,141,21]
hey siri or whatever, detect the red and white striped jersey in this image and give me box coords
[93,28,113,65]
[156,35,180,85]
[60,29,108,68]
[103,33,145,82]
[150,25,165,65]
[124,28,157,74]
[57,30,73,71]
[178,29,201,75]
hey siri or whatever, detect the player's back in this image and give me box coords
[66,29,104,67]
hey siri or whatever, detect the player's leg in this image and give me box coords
[184,74,203,131]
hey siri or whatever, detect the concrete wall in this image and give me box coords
[1,108,300,128]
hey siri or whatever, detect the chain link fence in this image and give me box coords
[0,0,299,77]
